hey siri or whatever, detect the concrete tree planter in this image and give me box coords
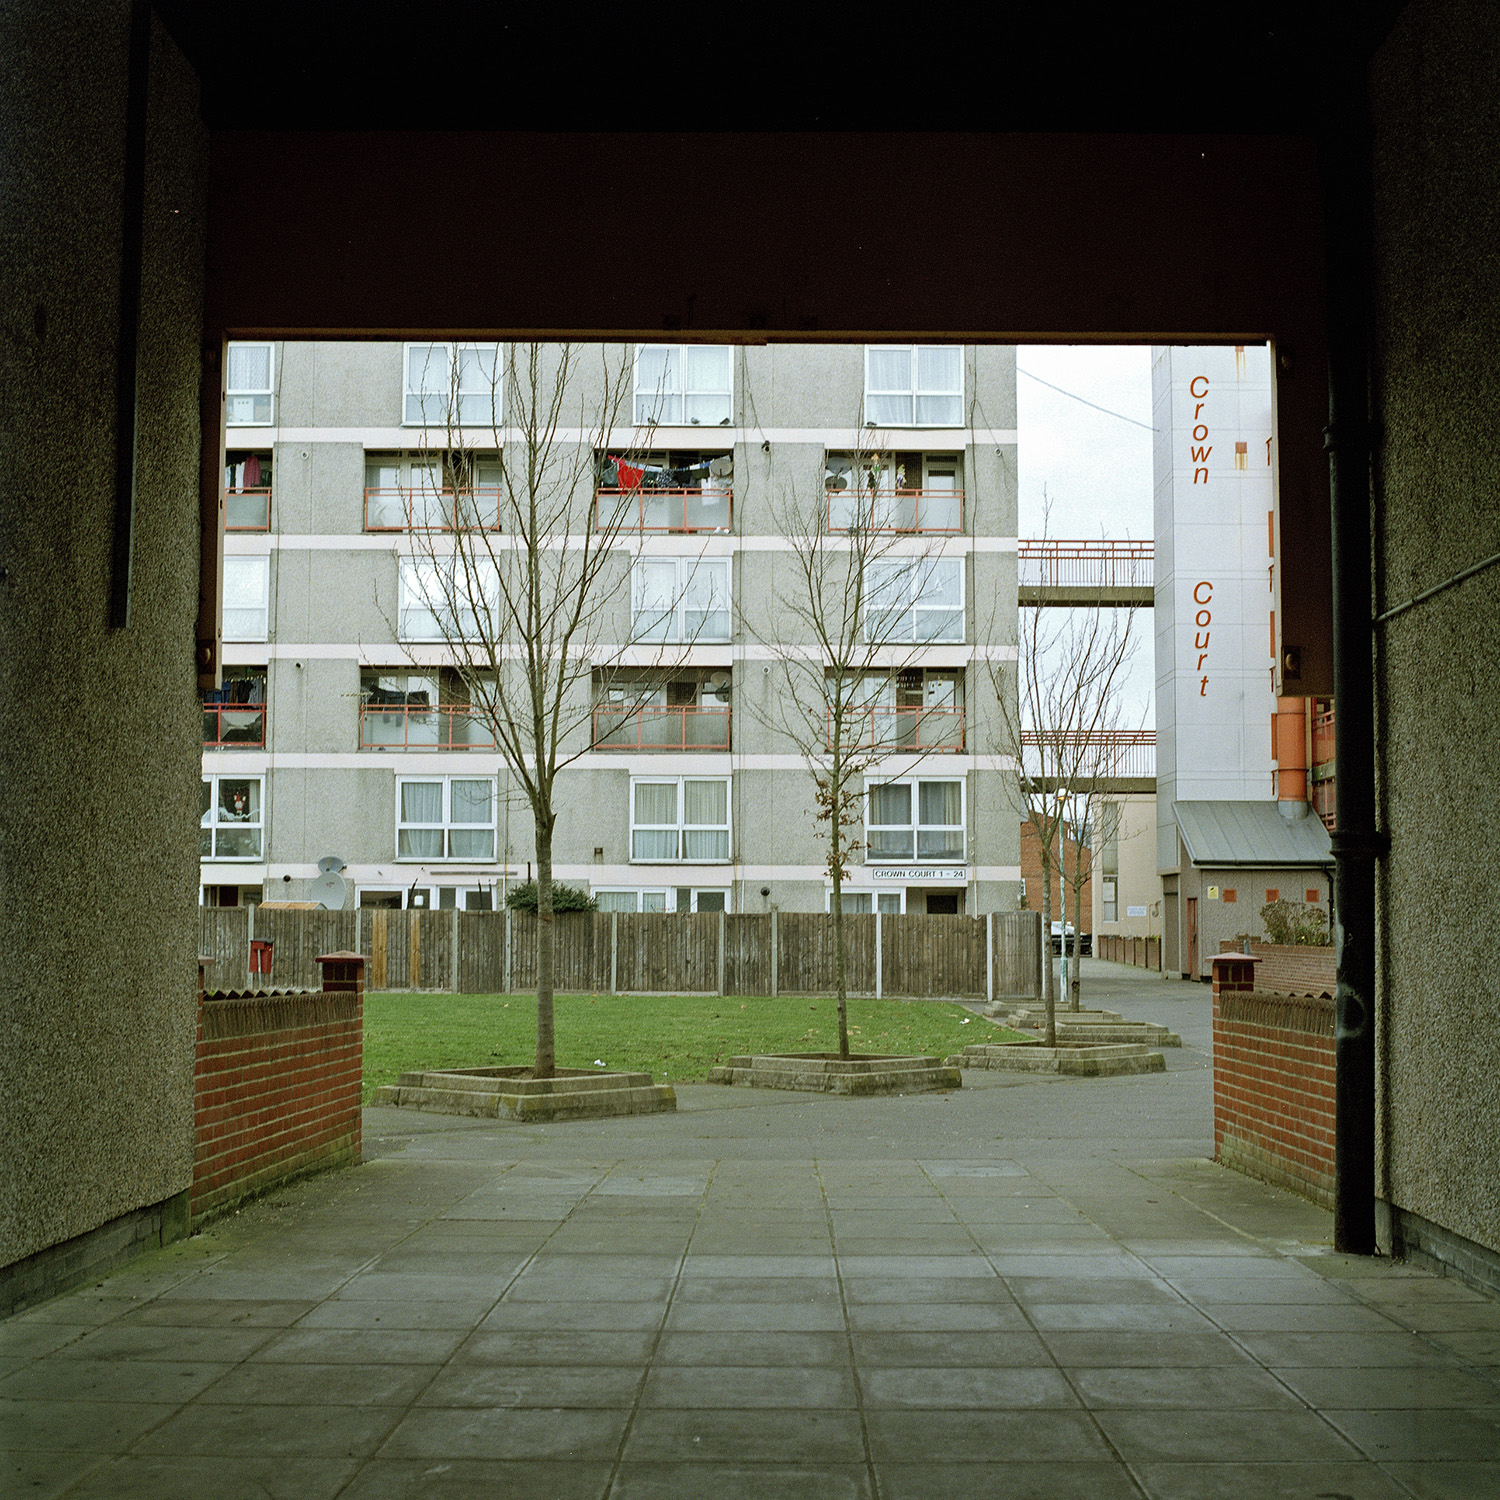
[371,1066,675,1121]
[708,1053,961,1095]
[948,1041,1165,1077]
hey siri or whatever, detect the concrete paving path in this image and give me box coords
[5,963,1500,1498]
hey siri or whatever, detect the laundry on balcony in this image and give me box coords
[603,456,732,489]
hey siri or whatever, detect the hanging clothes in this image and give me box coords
[243,454,262,487]
[613,457,645,488]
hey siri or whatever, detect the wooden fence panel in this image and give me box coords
[456,911,507,993]
[198,907,249,988]
[881,914,984,997]
[773,912,876,996]
[992,911,1043,998]
[614,912,720,993]
[252,909,358,990]
[724,914,772,995]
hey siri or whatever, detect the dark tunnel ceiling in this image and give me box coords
[155,0,1407,135]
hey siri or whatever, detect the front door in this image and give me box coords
[1185,896,1199,978]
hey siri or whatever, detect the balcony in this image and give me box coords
[829,706,966,754]
[595,487,732,534]
[224,488,271,531]
[826,488,964,534]
[365,487,502,532]
[360,703,497,750]
[202,703,265,748]
[1018,540,1154,606]
[592,705,731,751]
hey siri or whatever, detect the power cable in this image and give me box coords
[1017,368,1155,431]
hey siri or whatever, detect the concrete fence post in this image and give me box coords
[875,913,883,1000]
[504,908,513,994]
[770,909,778,998]
[611,911,618,995]
[986,911,994,1007]
[451,907,459,993]
[246,901,254,979]
[717,909,726,996]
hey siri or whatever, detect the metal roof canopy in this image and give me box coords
[1174,800,1334,869]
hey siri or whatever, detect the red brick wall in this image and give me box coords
[192,982,363,1220]
[1020,819,1092,932]
[1218,939,1336,997]
[1212,956,1335,1209]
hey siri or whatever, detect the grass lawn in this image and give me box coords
[363,991,1031,1102]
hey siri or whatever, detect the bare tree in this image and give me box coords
[390,341,687,1077]
[990,513,1141,1044]
[745,438,964,1058]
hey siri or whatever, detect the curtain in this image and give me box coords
[919,781,961,827]
[633,561,679,641]
[227,344,270,391]
[868,347,911,391]
[635,346,681,424]
[916,347,963,425]
[868,783,910,827]
[683,780,726,826]
[684,561,729,640]
[401,781,442,824]
[684,346,731,424]
[595,891,638,913]
[634,781,678,826]
[450,779,492,823]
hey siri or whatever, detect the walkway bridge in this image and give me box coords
[1019,540,1154,607]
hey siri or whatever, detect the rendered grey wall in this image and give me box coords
[0,5,206,1267]
[1371,0,1500,1256]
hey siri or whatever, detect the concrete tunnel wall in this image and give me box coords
[0,2,208,1277]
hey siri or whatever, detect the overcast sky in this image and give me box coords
[1016,345,1157,726]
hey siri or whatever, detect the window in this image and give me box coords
[201,776,264,860]
[631,557,731,642]
[634,346,732,426]
[595,888,672,913]
[864,346,963,427]
[366,452,503,530]
[396,776,496,860]
[404,886,495,910]
[631,778,730,862]
[226,342,274,426]
[404,343,501,427]
[828,890,903,914]
[398,558,499,642]
[866,779,965,862]
[1102,877,1118,923]
[223,557,269,641]
[224,451,272,530]
[864,558,964,642]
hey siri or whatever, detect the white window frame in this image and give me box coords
[629,777,731,863]
[403,342,502,428]
[398,558,499,642]
[864,345,964,428]
[201,774,265,861]
[593,888,674,913]
[395,775,498,862]
[864,558,964,643]
[865,777,966,863]
[226,342,275,426]
[630,557,731,643]
[633,345,733,427]
[826,889,904,914]
[223,556,270,642]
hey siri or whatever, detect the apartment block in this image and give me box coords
[202,342,1022,917]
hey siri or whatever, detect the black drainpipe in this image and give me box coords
[1321,92,1386,1257]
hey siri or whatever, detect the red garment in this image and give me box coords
[243,454,262,487]
[614,457,644,488]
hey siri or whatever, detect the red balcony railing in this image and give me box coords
[224,488,271,531]
[364,487,503,532]
[360,702,496,749]
[594,487,732,533]
[1018,539,1154,590]
[1021,728,1156,779]
[828,706,966,753]
[825,488,965,534]
[1312,707,1336,768]
[592,705,731,751]
[202,703,265,748]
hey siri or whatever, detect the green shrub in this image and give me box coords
[505,880,597,913]
[1260,898,1331,946]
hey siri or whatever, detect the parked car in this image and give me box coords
[1050,922,1093,955]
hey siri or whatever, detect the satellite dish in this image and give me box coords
[317,854,347,874]
[312,871,348,910]
[705,670,732,703]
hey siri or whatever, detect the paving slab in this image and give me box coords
[5,962,1498,1494]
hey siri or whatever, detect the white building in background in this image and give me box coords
[1153,343,1330,975]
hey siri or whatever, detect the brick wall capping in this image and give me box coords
[315,951,366,966]
[1210,952,1263,969]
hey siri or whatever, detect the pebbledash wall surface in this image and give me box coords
[201,341,1024,922]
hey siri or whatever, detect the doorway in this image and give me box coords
[1185,896,1199,979]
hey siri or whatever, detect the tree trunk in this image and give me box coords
[534,817,556,1079]
[1040,851,1056,1047]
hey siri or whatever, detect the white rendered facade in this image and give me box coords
[201,342,1023,916]
[1152,343,1278,874]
